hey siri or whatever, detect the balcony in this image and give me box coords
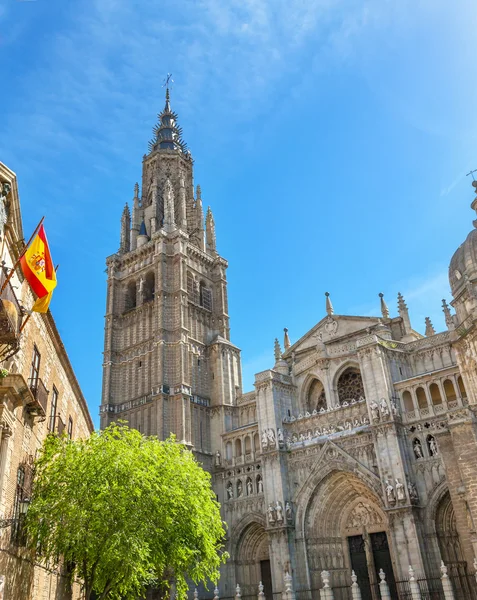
[27,377,49,417]
[0,268,23,359]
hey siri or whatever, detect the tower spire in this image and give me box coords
[284,327,291,351]
[120,203,131,253]
[148,86,189,155]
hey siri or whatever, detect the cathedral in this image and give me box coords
[99,88,477,599]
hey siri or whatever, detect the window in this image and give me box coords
[199,282,212,311]
[49,386,58,432]
[337,367,365,405]
[144,272,155,302]
[11,466,27,544]
[125,281,137,311]
[67,417,73,439]
[29,345,41,388]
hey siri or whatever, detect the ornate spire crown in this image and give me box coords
[148,87,189,155]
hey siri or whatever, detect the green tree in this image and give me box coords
[26,423,227,600]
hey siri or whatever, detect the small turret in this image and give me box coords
[379,293,390,319]
[424,317,436,337]
[206,206,217,253]
[120,203,131,253]
[274,338,288,374]
[325,292,334,316]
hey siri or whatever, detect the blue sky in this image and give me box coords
[1,0,476,427]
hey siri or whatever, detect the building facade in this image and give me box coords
[101,90,477,599]
[0,163,94,600]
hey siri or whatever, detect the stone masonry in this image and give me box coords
[101,90,477,600]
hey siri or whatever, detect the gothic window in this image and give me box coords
[429,383,442,406]
[144,271,155,303]
[225,441,232,461]
[416,387,428,409]
[244,436,251,454]
[307,378,326,411]
[402,390,413,412]
[457,376,467,399]
[199,281,212,311]
[187,272,194,296]
[125,280,137,311]
[235,438,242,457]
[444,379,457,403]
[253,433,260,453]
[337,367,365,405]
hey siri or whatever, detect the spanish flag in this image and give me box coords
[20,224,57,313]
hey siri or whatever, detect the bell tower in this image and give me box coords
[100,88,242,461]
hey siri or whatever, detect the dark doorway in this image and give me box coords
[260,559,272,600]
[348,535,372,600]
[370,532,397,597]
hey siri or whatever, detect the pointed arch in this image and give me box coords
[333,362,365,405]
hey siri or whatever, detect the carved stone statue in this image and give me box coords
[246,479,253,496]
[226,482,233,499]
[407,478,419,502]
[214,450,221,466]
[267,503,276,525]
[390,398,399,416]
[395,478,405,502]
[237,480,243,497]
[267,428,276,447]
[380,398,390,418]
[261,430,268,449]
[428,436,439,457]
[276,501,284,523]
[257,477,264,494]
[370,401,380,422]
[413,439,423,459]
[385,479,396,503]
[277,428,285,447]
[285,501,293,522]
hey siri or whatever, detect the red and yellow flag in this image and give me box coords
[20,224,57,313]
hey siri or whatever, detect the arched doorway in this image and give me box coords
[304,470,395,600]
[435,491,471,597]
[235,522,271,598]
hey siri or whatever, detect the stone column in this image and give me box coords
[0,574,4,600]
[378,569,391,600]
[350,571,362,600]
[408,566,422,600]
[0,424,12,510]
[440,562,456,600]
[319,571,334,600]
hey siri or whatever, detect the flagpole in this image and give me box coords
[0,216,44,294]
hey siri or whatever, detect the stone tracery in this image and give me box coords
[337,367,365,405]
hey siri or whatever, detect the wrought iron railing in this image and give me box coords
[28,377,49,416]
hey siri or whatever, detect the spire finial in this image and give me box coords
[424,316,436,337]
[274,338,282,362]
[397,292,407,313]
[379,293,390,319]
[284,327,291,350]
[442,299,455,330]
[134,182,139,198]
[325,292,334,316]
[206,206,216,253]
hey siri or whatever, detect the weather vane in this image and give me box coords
[162,73,174,89]
[466,169,477,181]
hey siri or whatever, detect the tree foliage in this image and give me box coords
[26,423,227,599]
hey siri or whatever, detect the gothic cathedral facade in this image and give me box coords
[100,90,477,599]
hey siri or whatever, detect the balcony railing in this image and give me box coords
[0,268,23,358]
[28,377,49,417]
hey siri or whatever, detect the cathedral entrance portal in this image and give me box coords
[235,522,270,599]
[304,470,394,593]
